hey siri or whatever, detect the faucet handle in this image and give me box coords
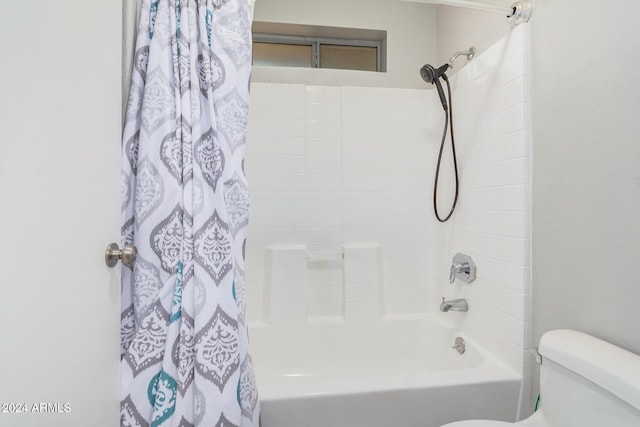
[450,253,476,284]
[450,262,469,283]
[449,264,458,283]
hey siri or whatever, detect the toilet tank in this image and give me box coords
[537,330,640,427]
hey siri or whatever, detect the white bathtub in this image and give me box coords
[249,315,522,427]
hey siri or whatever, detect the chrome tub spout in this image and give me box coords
[440,297,469,312]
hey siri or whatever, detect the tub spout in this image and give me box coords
[440,297,468,312]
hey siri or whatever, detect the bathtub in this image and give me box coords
[249,314,522,427]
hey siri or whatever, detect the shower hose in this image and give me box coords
[433,75,459,223]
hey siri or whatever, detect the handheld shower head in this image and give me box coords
[420,63,449,84]
[420,48,473,223]
[420,63,437,84]
[420,46,475,111]
[420,63,450,110]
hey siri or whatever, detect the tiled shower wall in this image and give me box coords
[434,26,531,373]
[245,25,530,374]
[244,83,442,323]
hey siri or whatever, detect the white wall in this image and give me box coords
[436,4,510,71]
[531,0,640,365]
[0,1,122,425]
[252,0,437,88]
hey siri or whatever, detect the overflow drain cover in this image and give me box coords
[452,337,466,354]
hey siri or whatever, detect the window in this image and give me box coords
[253,41,314,68]
[319,44,378,71]
[252,23,386,72]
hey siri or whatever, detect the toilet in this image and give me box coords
[442,329,640,427]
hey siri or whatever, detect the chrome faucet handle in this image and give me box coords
[449,253,476,284]
[450,262,470,283]
[450,263,464,283]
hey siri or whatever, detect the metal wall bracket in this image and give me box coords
[507,0,533,25]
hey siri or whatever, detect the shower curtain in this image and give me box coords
[119,0,259,425]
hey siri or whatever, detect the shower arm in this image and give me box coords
[447,47,476,68]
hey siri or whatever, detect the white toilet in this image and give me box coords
[442,329,640,427]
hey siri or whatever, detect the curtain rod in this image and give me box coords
[402,0,533,24]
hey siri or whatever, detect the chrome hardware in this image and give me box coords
[506,0,533,25]
[105,243,137,267]
[452,337,466,354]
[447,46,476,68]
[440,297,469,312]
[530,348,543,365]
[449,263,466,283]
[449,253,476,284]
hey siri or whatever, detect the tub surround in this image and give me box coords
[246,25,530,377]
[245,83,439,320]
[252,316,521,427]
[245,18,530,426]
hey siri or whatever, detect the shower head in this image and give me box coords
[420,63,450,110]
[420,63,437,84]
[420,45,475,84]
[420,62,452,84]
[420,46,476,110]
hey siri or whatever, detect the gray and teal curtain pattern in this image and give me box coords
[120,0,258,425]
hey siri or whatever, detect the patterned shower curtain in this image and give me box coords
[119,0,259,425]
